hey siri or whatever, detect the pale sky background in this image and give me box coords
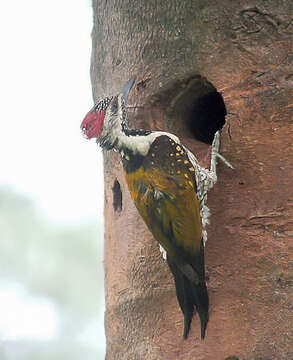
[0,1,106,359]
[0,0,103,224]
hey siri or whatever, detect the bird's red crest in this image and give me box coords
[81,108,105,139]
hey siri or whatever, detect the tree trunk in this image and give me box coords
[91,0,293,359]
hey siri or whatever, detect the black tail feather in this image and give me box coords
[191,282,209,339]
[167,255,209,340]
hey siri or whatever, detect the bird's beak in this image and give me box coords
[121,76,136,103]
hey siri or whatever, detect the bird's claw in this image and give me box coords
[214,152,234,169]
[211,131,234,172]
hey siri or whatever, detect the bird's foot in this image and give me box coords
[214,151,234,169]
[211,131,234,172]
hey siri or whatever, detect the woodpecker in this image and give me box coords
[81,77,233,340]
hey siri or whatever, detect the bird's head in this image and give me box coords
[81,77,136,140]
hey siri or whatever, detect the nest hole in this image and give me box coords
[149,75,227,144]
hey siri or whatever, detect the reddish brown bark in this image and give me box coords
[91,1,293,358]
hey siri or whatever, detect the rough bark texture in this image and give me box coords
[91,1,293,359]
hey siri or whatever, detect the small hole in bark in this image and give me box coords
[149,75,227,145]
[112,179,122,212]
